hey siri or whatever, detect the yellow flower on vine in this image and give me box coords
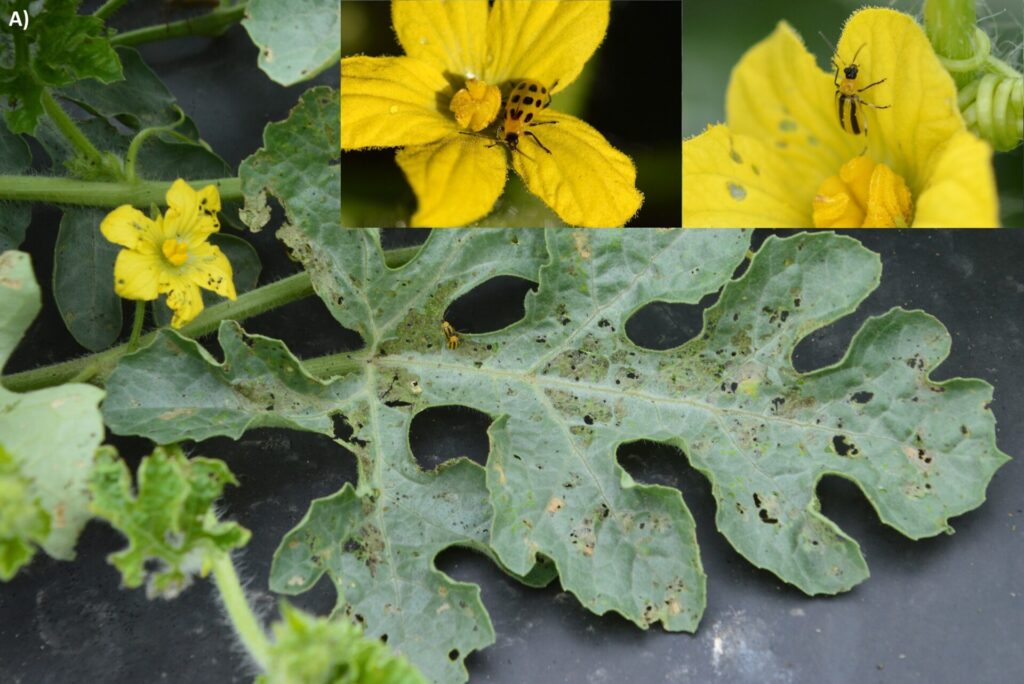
[101,179,236,329]
[683,8,999,228]
[341,0,643,228]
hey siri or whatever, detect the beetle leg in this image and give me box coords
[858,78,886,93]
[525,131,552,154]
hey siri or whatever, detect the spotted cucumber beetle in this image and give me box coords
[820,33,890,136]
[460,79,558,158]
[441,321,460,349]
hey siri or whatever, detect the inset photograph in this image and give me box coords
[682,0,1023,228]
[341,0,681,228]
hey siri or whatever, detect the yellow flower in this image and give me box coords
[342,0,643,228]
[683,8,999,228]
[101,179,237,329]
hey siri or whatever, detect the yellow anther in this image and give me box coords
[812,156,912,228]
[161,239,189,266]
[449,79,501,132]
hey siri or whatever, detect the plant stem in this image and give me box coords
[93,0,133,20]
[39,90,119,178]
[1,272,314,393]
[110,3,249,47]
[2,240,427,393]
[0,176,243,206]
[210,552,270,670]
[127,301,146,352]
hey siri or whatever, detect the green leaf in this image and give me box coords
[53,208,123,352]
[88,444,250,599]
[102,320,361,443]
[239,87,338,234]
[0,446,52,581]
[242,0,340,86]
[0,250,105,562]
[258,602,428,684]
[57,47,181,130]
[0,123,32,250]
[0,0,123,134]
[265,229,1007,677]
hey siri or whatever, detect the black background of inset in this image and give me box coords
[2,2,1023,683]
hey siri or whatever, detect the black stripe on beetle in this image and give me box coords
[849,99,860,134]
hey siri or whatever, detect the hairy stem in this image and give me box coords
[1,272,314,393]
[0,176,242,206]
[210,552,270,670]
[93,0,133,20]
[110,3,249,47]
[2,240,427,393]
[39,90,121,179]
[127,301,146,352]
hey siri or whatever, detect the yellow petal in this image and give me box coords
[112,249,162,301]
[834,9,964,194]
[165,179,220,245]
[484,0,609,92]
[511,111,641,227]
[726,21,857,206]
[913,131,998,227]
[395,134,508,227]
[165,282,204,329]
[683,124,810,227]
[392,0,488,78]
[341,56,457,150]
[187,242,238,299]
[100,205,159,251]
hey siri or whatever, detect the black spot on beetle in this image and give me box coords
[511,94,520,103]
[525,112,533,123]
[851,391,874,404]
[529,84,538,92]
[510,109,523,120]
[541,86,547,93]
[523,96,534,105]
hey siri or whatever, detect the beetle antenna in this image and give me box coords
[818,31,840,61]
[849,43,867,65]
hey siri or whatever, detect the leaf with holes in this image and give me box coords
[267,228,1007,682]
[102,321,361,444]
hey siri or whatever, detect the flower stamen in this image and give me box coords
[161,239,189,267]
[812,156,913,228]
[449,79,501,132]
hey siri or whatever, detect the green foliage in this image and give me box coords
[53,208,123,351]
[105,229,1009,682]
[0,446,51,580]
[103,321,360,443]
[0,123,32,250]
[258,602,428,684]
[0,0,123,134]
[0,250,105,564]
[243,0,341,86]
[88,444,250,599]
[240,86,339,235]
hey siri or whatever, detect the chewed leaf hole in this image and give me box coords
[626,290,719,351]
[445,276,537,334]
[832,434,860,457]
[409,405,492,468]
[850,391,874,404]
[726,181,747,201]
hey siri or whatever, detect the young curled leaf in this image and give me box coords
[257,602,428,684]
[89,445,250,599]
